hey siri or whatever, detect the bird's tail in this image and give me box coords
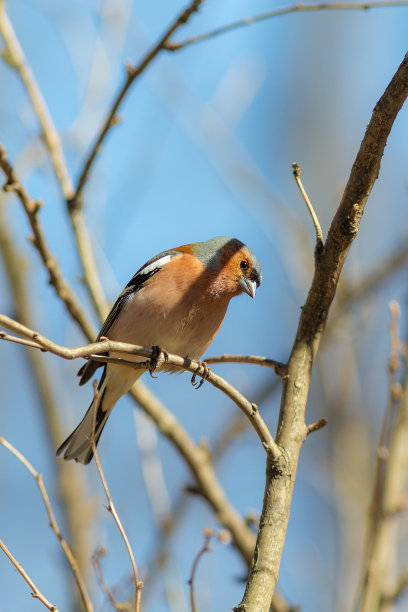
[57,369,111,465]
[57,360,145,464]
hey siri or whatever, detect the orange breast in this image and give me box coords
[108,253,231,360]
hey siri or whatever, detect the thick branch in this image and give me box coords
[236,51,408,612]
[129,384,295,612]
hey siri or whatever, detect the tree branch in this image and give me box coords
[90,382,142,612]
[129,382,294,612]
[164,1,408,50]
[69,0,205,210]
[0,438,93,612]
[235,51,408,612]
[0,202,94,592]
[0,537,59,611]
[205,354,286,375]
[0,2,114,322]
[358,302,408,611]
[292,162,324,254]
[0,143,96,340]
[0,314,281,460]
[187,529,213,612]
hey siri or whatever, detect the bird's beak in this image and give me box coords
[239,277,257,299]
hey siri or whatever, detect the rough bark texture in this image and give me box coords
[236,51,408,611]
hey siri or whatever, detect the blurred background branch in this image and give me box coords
[0,1,407,610]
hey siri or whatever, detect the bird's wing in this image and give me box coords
[77,250,181,385]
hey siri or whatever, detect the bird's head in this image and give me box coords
[192,237,262,300]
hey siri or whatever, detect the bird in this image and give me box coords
[57,236,262,464]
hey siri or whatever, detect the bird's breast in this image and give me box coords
[108,275,230,360]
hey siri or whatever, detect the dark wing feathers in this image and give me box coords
[77,250,179,386]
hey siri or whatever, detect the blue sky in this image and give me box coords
[0,1,408,611]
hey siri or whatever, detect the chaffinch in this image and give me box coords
[57,236,262,464]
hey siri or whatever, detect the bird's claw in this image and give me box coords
[191,361,210,389]
[149,345,169,378]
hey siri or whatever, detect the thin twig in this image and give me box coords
[188,529,213,612]
[90,381,143,612]
[70,0,204,209]
[0,438,93,612]
[0,314,281,460]
[92,547,131,611]
[164,1,408,50]
[292,162,324,253]
[0,538,59,611]
[306,417,328,437]
[92,548,119,609]
[205,354,286,376]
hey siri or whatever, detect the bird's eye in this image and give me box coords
[240,260,249,270]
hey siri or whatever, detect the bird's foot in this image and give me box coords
[149,345,169,378]
[191,361,210,389]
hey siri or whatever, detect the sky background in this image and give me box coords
[0,1,408,611]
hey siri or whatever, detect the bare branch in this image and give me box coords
[383,562,408,604]
[357,301,408,611]
[236,51,408,612]
[70,0,205,209]
[92,548,131,611]
[0,2,112,322]
[205,354,286,376]
[0,203,94,587]
[0,144,96,340]
[90,382,143,612]
[292,162,324,253]
[188,529,213,612]
[0,314,280,459]
[164,1,408,50]
[306,417,328,437]
[130,383,293,612]
[187,529,231,612]
[0,537,59,611]
[0,438,93,611]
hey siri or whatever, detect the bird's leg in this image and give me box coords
[191,361,210,389]
[149,345,169,378]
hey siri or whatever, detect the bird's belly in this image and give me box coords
[108,288,228,361]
